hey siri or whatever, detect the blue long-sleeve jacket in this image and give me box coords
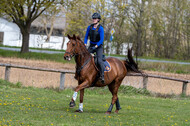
[84,25,104,47]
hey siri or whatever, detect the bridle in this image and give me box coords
[65,40,78,57]
[65,39,94,77]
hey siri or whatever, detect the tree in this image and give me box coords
[40,4,65,42]
[149,0,190,59]
[113,0,128,54]
[0,0,57,53]
[65,0,92,38]
[125,0,149,57]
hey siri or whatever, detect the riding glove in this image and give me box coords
[90,46,96,50]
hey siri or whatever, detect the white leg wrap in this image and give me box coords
[72,92,78,101]
[79,103,83,111]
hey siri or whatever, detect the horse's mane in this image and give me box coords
[76,36,89,54]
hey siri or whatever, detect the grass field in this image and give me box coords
[0,80,190,126]
[0,49,74,64]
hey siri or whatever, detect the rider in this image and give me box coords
[84,12,105,83]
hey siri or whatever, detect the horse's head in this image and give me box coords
[64,34,82,61]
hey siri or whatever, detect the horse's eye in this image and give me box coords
[72,43,75,46]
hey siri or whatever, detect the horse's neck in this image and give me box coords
[75,54,91,68]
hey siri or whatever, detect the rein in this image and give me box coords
[66,39,98,78]
[76,56,92,75]
[69,39,93,77]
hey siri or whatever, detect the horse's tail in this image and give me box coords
[124,48,142,74]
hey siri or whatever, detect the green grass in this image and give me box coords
[0,49,75,64]
[139,55,190,63]
[0,44,65,52]
[0,80,190,126]
[139,62,190,74]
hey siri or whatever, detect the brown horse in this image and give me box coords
[64,34,141,114]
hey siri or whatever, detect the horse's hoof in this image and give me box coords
[69,101,76,108]
[105,111,111,115]
[115,110,119,114]
[75,109,83,113]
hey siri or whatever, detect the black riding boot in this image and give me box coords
[99,63,105,84]
[100,74,104,84]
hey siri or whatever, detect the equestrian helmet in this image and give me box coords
[92,13,101,20]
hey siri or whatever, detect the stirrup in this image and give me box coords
[101,79,105,84]
[100,76,105,84]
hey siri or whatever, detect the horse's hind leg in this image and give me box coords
[115,98,121,113]
[106,79,122,114]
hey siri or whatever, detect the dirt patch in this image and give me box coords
[0,56,189,95]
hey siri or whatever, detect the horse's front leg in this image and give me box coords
[75,89,84,113]
[69,81,89,111]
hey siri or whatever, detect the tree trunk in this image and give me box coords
[21,32,30,53]
[187,29,190,59]
[61,34,65,49]
[116,42,121,54]
[136,1,144,57]
[136,27,142,56]
[105,32,109,53]
[20,24,31,53]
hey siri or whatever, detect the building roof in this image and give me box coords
[32,16,66,30]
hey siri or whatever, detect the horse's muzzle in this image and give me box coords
[64,55,72,61]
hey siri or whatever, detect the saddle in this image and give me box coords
[93,54,111,72]
[74,54,111,81]
[94,54,106,65]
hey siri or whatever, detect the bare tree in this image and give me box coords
[40,4,65,42]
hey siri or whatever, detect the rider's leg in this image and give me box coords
[96,45,105,83]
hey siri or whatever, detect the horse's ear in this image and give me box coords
[67,34,72,39]
[73,34,76,40]
[76,35,81,41]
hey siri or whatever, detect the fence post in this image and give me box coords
[60,72,65,90]
[5,66,11,81]
[182,82,187,95]
[143,76,148,89]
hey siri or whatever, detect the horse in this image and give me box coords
[64,34,141,114]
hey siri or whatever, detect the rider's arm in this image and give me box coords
[96,26,104,47]
[84,26,90,45]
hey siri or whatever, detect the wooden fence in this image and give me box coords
[0,63,190,95]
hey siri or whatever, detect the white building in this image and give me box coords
[0,17,69,50]
[0,18,21,46]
